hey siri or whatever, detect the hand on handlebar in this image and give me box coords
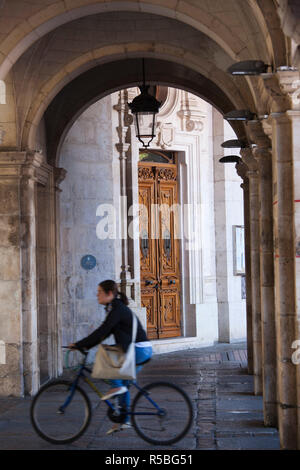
[65,344,88,356]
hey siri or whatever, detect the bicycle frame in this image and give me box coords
[62,349,163,417]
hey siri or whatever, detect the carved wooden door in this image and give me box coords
[138,161,181,339]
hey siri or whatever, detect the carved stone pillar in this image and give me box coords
[272,112,297,447]
[53,167,67,376]
[0,151,42,396]
[114,90,133,300]
[286,109,300,448]
[241,148,262,395]
[236,161,253,375]
[261,69,300,448]
[248,120,277,427]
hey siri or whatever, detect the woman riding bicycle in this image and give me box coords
[68,279,152,434]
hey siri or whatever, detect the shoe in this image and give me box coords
[101,386,128,401]
[106,424,120,435]
[120,423,131,430]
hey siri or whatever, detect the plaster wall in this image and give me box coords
[59,96,116,361]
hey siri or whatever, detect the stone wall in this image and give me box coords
[59,96,116,362]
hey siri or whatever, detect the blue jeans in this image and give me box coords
[110,345,152,424]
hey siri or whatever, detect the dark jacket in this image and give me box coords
[75,298,149,352]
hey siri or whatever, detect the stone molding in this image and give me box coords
[235,160,248,182]
[177,91,206,134]
[0,151,43,181]
[240,148,258,174]
[247,121,271,151]
[261,69,300,113]
[53,167,67,191]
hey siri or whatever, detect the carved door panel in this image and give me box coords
[139,163,181,339]
[157,168,181,338]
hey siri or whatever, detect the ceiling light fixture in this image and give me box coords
[128,59,162,148]
[227,60,271,76]
[221,139,249,149]
[224,110,269,122]
[219,156,242,163]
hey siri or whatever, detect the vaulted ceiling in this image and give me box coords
[0,1,291,160]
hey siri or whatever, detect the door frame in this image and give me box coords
[138,151,183,339]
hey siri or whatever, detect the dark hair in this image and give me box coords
[98,280,129,305]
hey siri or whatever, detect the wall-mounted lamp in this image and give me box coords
[227,60,271,76]
[221,139,249,149]
[224,110,269,122]
[219,156,242,163]
[128,59,161,148]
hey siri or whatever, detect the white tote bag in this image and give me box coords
[91,313,138,380]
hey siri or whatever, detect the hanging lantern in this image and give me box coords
[128,60,161,148]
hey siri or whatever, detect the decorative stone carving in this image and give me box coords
[261,73,291,113]
[53,167,67,191]
[177,91,206,133]
[277,68,300,110]
[261,69,300,112]
[240,148,258,173]
[156,122,174,149]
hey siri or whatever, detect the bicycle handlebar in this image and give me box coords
[62,346,88,356]
[62,346,88,369]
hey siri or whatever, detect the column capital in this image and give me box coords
[0,151,43,181]
[116,125,129,144]
[247,120,272,151]
[235,160,248,181]
[277,68,300,111]
[116,142,130,158]
[286,109,300,122]
[35,161,54,186]
[113,90,134,127]
[240,148,259,173]
[53,167,67,191]
[260,69,300,113]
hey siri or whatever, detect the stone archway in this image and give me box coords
[1,0,300,451]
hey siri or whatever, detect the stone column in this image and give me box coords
[249,121,277,426]
[286,110,300,448]
[241,149,263,395]
[236,162,253,374]
[114,90,132,299]
[271,112,297,447]
[35,163,65,382]
[53,167,67,376]
[0,151,42,396]
[261,68,300,449]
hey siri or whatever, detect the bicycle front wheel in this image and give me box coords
[30,380,92,444]
[131,381,193,445]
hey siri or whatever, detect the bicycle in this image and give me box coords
[30,347,193,446]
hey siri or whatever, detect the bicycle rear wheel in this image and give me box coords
[131,381,193,445]
[30,380,92,444]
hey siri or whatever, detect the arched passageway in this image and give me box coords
[57,85,246,376]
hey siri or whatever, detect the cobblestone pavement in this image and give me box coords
[0,343,280,450]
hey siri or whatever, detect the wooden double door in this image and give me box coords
[138,161,181,339]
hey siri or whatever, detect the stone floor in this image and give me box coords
[0,342,280,450]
